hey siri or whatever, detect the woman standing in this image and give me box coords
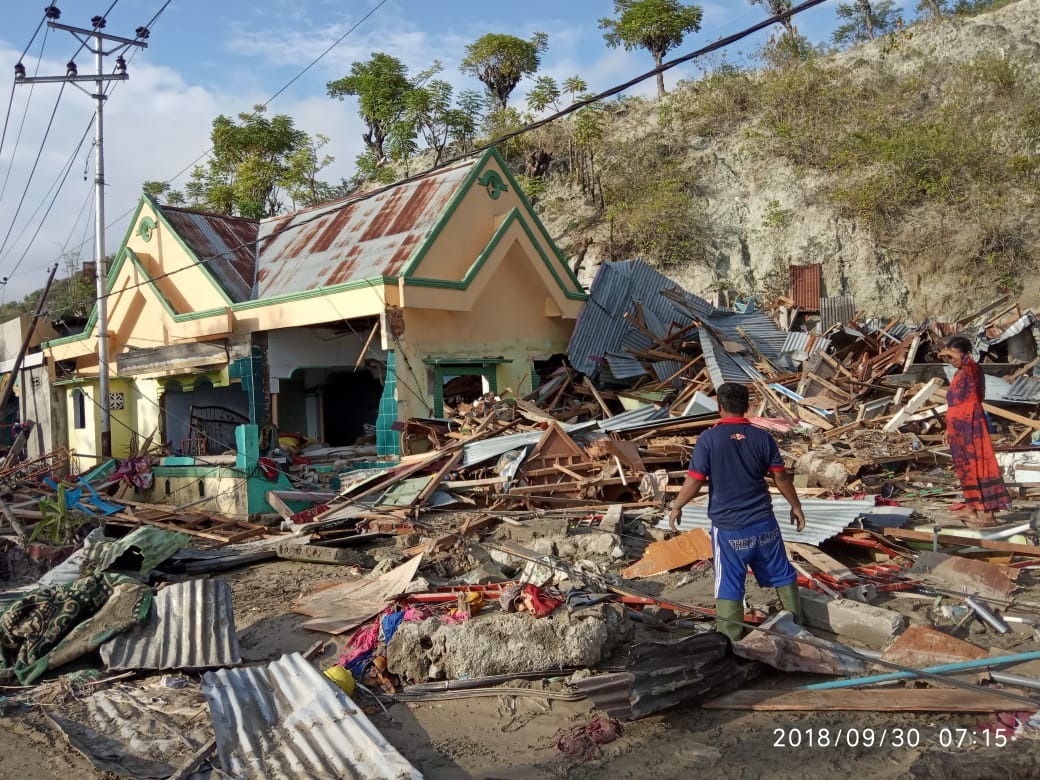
[939,336,1010,528]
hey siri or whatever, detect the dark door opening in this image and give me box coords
[322,370,382,446]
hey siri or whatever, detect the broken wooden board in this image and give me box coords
[703,688,1024,712]
[622,529,713,579]
[109,502,268,547]
[881,625,989,668]
[785,542,858,582]
[292,554,423,634]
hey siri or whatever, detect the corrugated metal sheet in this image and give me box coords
[985,311,1037,345]
[697,327,763,388]
[1006,375,1040,402]
[160,207,257,302]
[461,421,599,467]
[789,263,822,311]
[203,652,421,780]
[101,578,240,671]
[255,160,472,299]
[655,497,909,546]
[780,331,831,364]
[819,295,856,331]
[89,527,190,575]
[567,260,694,377]
[571,633,760,720]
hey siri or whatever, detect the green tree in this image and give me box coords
[600,0,703,98]
[460,32,549,110]
[526,76,562,112]
[282,134,336,210]
[404,80,476,166]
[916,0,948,17]
[749,0,794,34]
[141,180,184,205]
[327,53,412,164]
[187,106,323,219]
[49,251,94,319]
[562,76,589,104]
[833,0,901,45]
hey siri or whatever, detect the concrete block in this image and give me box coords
[800,589,906,649]
[276,541,360,565]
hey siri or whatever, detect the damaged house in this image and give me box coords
[40,148,586,511]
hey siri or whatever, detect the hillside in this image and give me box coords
[530,0,1040,320]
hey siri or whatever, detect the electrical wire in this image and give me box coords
[0,81,68,266]
[3,118,93,281]
[0,22,52,204]
[85,0,832,307]
[0,12,49,167]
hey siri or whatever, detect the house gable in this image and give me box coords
[399,148,586,315]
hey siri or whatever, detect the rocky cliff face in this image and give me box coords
[536,0,1040,320]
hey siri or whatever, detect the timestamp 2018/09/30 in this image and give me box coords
[772,727,1009,749]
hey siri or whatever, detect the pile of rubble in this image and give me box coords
[2,261,1040,777]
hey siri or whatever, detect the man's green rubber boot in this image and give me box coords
[776,582,803,623]
[715,598,745,643]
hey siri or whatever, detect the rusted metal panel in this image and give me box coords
[789,263,822,311]
[203,652,421,779]
[255,161,472,299]
[160,207,258,302]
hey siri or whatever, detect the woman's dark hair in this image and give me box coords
[946,336,972,355]
[717,382,750,415]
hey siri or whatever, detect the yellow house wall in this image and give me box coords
[66,385,100,473]
[395,242,576,416]
[134,470,249,518]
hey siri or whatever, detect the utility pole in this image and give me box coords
[15,6,147,457]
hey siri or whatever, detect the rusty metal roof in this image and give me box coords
[789,263,822,311]
[203,652,421,779]
[159,206,258,302]
[254,160,474,298]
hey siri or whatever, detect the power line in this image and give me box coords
[0,22,52,203]
[90,0,832,304]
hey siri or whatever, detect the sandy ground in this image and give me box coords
[3,504,1040,779]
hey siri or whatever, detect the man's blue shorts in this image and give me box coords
[712,517,797,601]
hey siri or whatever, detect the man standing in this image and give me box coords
[667,382,805,642]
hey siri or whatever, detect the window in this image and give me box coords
[72,389,86,429]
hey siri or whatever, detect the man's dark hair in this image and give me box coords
[717,382,750,415]
[946,336,972,355]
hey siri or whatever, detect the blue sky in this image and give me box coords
[0,0,851,301]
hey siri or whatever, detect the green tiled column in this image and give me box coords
[376,351,400,457]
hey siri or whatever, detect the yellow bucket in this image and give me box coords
[323,666,355,697]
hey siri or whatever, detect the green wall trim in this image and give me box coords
[233,276,397,310]
[398,149,491,279]
[404,207,587,300]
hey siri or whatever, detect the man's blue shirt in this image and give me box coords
[688,417,784,530]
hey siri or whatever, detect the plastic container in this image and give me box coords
[323,666,355,697]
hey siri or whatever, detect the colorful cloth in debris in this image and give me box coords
[946,357,1010,512]
[554,717,622,760]
[0,572,149,684]
[114,456,156,490]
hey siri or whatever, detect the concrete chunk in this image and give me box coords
[800,589,906,648]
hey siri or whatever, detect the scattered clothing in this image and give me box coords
[555,717,622,760]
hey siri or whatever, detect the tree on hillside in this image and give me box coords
[460,32,548,110]
[748,0,795,34]
[563,76,589,104]
[141,180,185,206]
[185,106,327,219]
[404,79,476,166]
[526,76,562,113]
[833,0,902,45]
[916,0,947,18]
[600,0,703,98]
[327,53,413,164]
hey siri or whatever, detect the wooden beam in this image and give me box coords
[882,527,1040,557]
[983,403,1040,430]
[703,688,1026,712]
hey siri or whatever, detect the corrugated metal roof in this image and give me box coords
[202,652,421,780]
[89,527,190,575]
[655,497,906,546]
[571,633,759,720]
[461,421,599,467]
[780,331,831,364]
[567,260,694,377]
[985,311,1037,345]
[789,263,822,311]
[101,578,240,671]
[160,206,257,302]
[819,295,856,331]
[1005,375,1040,402]
[697,327,763,388]
[255,160,472,299]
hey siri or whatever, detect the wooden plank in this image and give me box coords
[582,376,614,418]
[703,689,1024,712]
[265,490,296,523]
[786,542,858,582]
[882,527,1040,557]
[883,378,942,432]
[983,403,1040,430]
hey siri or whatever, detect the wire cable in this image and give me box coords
[86,0,832,306]
[0,22,52,204]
